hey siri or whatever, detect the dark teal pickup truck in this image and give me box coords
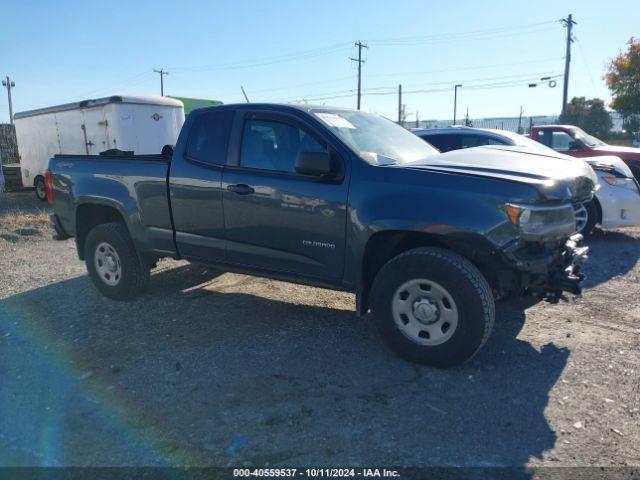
[47,104,594,367]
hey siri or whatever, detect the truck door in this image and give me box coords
[536,128,587,157]
[221,111,348,280]
[169,109,235,261]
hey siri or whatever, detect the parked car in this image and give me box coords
[414,127,640,236]
[530,125,640,180]
[14,95,185,201]
[47,104,593,367]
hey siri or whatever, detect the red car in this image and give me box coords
[530,125,640,179]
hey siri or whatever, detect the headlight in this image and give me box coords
[505,203,576,240]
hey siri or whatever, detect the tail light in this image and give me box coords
[44,169,54,204]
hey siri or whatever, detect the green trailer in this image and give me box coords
[169,96,223,116]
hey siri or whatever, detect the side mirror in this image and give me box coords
[162,144,174,160]
[568,140,582,152]
[295,151,332,177]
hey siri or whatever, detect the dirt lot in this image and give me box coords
[0,191,638,468]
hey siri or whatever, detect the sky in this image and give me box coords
[0,0,638,123]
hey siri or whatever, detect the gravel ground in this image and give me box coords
[0,191,638,468]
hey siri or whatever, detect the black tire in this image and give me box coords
[84,222,149,300]
[574,200,597,236]
[370,247,495,368]
[34,176,47,202]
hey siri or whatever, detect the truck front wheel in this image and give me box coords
[370,247,495,368]
[84,222,150,300]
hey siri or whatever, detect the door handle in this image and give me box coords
[227,183,255,195]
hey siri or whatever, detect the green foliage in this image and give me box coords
[559,97,613,139]
[623,115,640,135]
[605,38,640,116]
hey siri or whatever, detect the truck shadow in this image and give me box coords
[0,264,566,471]
[583,228,640,288]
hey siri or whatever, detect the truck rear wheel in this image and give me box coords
[34,176,47,202]
[84,222,150,300]
[370,247,495,368]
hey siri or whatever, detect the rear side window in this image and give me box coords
[185,110,235,165]
[461,134,508,149]
[421,134,461,152]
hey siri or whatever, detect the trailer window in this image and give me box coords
[185,110,234,165]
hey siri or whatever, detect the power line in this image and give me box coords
[277,74,564,103]
[269,71,562,103]
[369,20,559,46]
[169,42,351,73]
[574,35,598,96]
[250,58,564,101]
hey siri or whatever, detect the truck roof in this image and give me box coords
[14,94,183,120]
[191,103,357,115]
[531,125,575,130]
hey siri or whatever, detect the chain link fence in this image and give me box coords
[0,124,19,165]
[404,112,626,135]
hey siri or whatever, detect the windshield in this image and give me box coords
[312,109,439,165]
[571,127,607,148]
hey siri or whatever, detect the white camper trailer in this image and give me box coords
[14,95,185,200]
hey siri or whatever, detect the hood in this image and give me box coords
[398,145,596,203]
[582,155,633,178]
[594,145,640,159]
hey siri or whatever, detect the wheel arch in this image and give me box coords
[75,203,128,260]
[592,195,603,225]
[357,229,498,316]
[33,174,45,186]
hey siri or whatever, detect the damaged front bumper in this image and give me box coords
[545,234,589,301]
[498,234,589,302]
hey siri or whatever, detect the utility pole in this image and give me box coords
[2,76,15,124]
[453,84,462,125]
[153,68,169,96]
[350,41,367,110]
[397,84,402,124]
[560,14,576,117]
[517,105,524,133]
[240,86,250,103]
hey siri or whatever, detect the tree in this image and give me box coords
[584,98,613,139]
[623,115,640,135]
[605,37,640,116]
[559,96,612,139]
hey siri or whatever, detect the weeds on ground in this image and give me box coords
[0,209,50,230]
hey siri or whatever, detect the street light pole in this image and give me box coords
[2,76,15,124]
[453,84,462,125]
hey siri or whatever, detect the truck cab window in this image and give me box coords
[185,110,234,165]
[550,131,574,152]
[240,119,326,173]
[461,134,507,149]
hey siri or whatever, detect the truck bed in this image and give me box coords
[49,153,174,255]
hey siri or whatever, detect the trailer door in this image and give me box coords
[81,107,109,154]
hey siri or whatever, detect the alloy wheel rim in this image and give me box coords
[573,203,588,233]
[94,242,122,286]
[391,278,459,346]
